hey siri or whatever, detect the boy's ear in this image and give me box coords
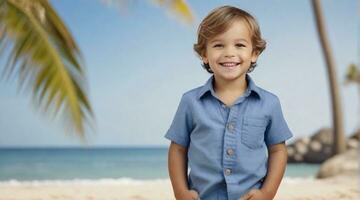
[202,55,209,64]
[251,50,260,63]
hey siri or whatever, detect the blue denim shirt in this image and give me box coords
[165,74,293,200]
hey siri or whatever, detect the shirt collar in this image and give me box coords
[197,74,262,100]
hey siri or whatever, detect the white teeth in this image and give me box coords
[221,63,238,67]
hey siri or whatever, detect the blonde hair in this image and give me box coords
[193,6,266,73]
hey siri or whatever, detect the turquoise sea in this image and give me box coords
[0,147,320,181]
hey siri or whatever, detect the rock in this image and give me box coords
[309,140,321,152]
[347,129,360,149]
[287,147,295,156]
[350,129,360,140]
[294,154,303,162]
[287,128,333,163]
[316,148,359,179]
[295,142,308,154]
[347,138,359,149]
[287,127,360,163]
[311,128,333,145]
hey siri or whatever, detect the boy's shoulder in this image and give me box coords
[255,85,282,107]
[181,85,204,100]
[257,86,279,99]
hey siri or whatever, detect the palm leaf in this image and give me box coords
[104,0,194,24]
[0,0,93,138]
[345,64,360,84]
[153,0,194,24]
[169,0,193,23]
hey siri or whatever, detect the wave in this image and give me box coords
[0,178,170,186]
[0,176,316,186]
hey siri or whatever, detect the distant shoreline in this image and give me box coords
[0,148,321,181]
[0,146,169,150]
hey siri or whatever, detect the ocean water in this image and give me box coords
[0,147,320,182]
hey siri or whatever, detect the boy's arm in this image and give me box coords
[260,142,288,198]
[168,142,198,200]
[241,142,288,200]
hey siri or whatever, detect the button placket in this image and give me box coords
[222,105,239,182]
[216,100,228,123]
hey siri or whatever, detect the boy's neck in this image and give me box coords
[213,74,248,95]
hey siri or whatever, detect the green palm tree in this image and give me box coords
[311,0,346,154]
[0,0,93,138]
[0,0,193,138]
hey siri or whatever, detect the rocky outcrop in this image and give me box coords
[316,148,359,179]
[348,129,360,149]
[287,128,359,163]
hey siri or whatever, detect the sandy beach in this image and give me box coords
[0,175,358,200]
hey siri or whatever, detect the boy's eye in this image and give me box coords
[236,43,245,48]
[213,44,223,48]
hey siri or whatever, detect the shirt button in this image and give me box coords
[226,148,234,156]
[225,168,232,176]
[227,123,235,131]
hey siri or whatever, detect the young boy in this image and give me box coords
[165,5,292,200]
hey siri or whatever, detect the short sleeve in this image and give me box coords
[164,94,193,148]
[265,96,293,147]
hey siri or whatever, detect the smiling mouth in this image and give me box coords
[219,62,240,67]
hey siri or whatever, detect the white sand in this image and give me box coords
[276,176,359,200]
[0,176,358,200]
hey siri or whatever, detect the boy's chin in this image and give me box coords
[215,73,246,81]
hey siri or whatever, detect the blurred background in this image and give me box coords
[0,0,358,182]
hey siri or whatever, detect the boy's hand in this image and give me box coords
[176,189,199,200]
[239,189,272,200]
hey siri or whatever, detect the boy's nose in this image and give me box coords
[225,54,235,58]
[224,47,236,58]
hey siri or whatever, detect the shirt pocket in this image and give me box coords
[241,117,267,149]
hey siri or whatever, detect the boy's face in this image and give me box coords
[203,20,259,82]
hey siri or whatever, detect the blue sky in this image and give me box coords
[0,0,358,147]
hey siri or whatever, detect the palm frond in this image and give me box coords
[153,0,194,24]
[0,0,93,137]
[345,64,360,84]
[103,0,194,24]
[169,0,193,23]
